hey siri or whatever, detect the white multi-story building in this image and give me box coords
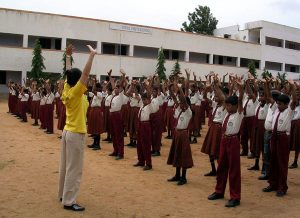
[0,8,299,93]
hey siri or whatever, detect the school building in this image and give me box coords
[0,8,299,93]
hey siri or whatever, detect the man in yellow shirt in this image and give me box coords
[58,45,96,212]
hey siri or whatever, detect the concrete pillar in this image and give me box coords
[185,51,189,62]
[61,38,67,50]
[260,60,265,70]
[236,57,241,67]
[51,38,56,49]
[209,54,214,64]
[21,70,27,85]
[23,34,28,48]
[129,45,134,56]
[96,41,102,54]
[282,63,285,72]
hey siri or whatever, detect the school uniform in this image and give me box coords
[104,94,113,138]
[190,91,202,133]
[268,107,294,193]
[164,96,175,136]
[149,96,161,153]
[55,92,61,118]
[215,111,244,201]
[110,91,125,157]
[240,95,258,155]
[39,96,47,129]
[128,95,142,141]
[31,92,41,124]
[87,92,104,135]
[201,102,226,157]
[20,93,29,122]
[290,105,300,152]
[45,92,55,133]
[136,103,155,167]
[167,106,194,168]
[10,89,17,115]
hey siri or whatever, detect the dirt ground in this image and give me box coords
[0,98,299,218]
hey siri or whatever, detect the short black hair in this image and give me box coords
[271,90,281,101]
[141,93,149,99]
[225,95,238,105]
[65,68,82,87]
[277,94,290,104]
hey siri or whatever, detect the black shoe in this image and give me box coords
[165,135,172,139]
[167,176,180,182]
[58,136,62,139]
[143,165,152,171]
[177,178,187,185]
[123,132,127,137]
[88,134,94,137]
[108,153,117,156]
[208,192,224,200]
[60,198,62,202]
[225,199,240,207]
[247,153,255,159]
[276,191,286,197]
[240,151,248,156]
[87,144,96,148]
[133,162,144,167]
[262,186,275,192]
[192,138,197,144]
[115,156,124,160]
[152,151,161,157]
[103,138,109,141]
[64,204,85,211]
[46,131,53,134]
[92,146,101,150]
[32,123,39,126]
[289,162,298,169]
[258,175,269,180]
[126,142,132,147]
[248,165,259,171]
[204,171,217,176]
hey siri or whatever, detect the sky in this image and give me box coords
[0,0,300,30]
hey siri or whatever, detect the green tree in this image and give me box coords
[29,39,46,80]
[171,59,181,76]
[181,5,218,35]
[156,47,167,80]
[261,68,273,79]
[248,60,257,78]
[277,72,287,84]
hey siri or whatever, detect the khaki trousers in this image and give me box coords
[58,130,85,205]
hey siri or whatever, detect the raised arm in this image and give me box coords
[79,45,97,85]
[235,77,245,114]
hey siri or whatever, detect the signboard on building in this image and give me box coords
[110,24,152,35]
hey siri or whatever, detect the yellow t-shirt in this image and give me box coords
[61,81,89,133]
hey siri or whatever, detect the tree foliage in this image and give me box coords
[261,69,273,79]
[248,60,257,79]
[181,5,218,35]
[29,39,46,80]
[62,47,74,78]
[276,72,287,84]
[171,59,181,76]
[156,47,167,81]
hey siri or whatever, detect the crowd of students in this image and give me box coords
[6,55,300,208]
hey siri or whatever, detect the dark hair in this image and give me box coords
[65,68,82,87]
[95,83,102,89]
[271,90,281,101]
[225,95,238,105]
[222,87,229,95]
[141,92,149,99]
[277,94,290,104]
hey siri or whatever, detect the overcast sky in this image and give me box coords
[0,0,299,30]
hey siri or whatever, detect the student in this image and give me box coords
[208,76,244,208]
[201,76,226,176]
[20,88,29,122]
[103,81,113,142]
[58,45,96,211]
[108,70,126,160]
[263,82,297,197]
[45,86,55,134]
[167,84,193,186]
[133,92,154,170]
[87,82,104,150]
[31,81,41,126]
[289,87,300,168]
[164,86,175,139]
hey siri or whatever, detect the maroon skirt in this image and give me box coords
[167,129,194,168]
[164,106,175,130]
[88,106,104,134]
[39,104,46,129]
[57,103,66,131]
[128,106,139,138]
[201,122,222,156]
[290,119,300,151]
[31,100,40,120]
[254,120,265,156]
[190,105,201,131]
[103,106,111,133]
[121,103,130,131]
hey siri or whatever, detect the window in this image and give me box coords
[28,36,62,50]
[102,43,115,55]
[102,43,129,56]
[172,51,179,60]
[0,32,23,47]
[0,71,6,84]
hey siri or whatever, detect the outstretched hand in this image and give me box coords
[87,45,97,55]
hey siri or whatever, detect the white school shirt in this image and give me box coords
[174,106,193,130]
[46,93,55,104]
[91,92,104,107]
[211,101,226,124]
[156,93,165,106]
[150,97,160,114]
[20,93,29,102]
[40,96,46,105]
[139,103,155,121]
[55,92,60,98]
[110,91,125,112]
[190,91,202,105]
[255,103,269,120]
[32,92,41,101]
[223,112,244,135]
[130,95,141,107]
[105,94,113,107]
[11,89,16,96]
[292,104,300,121]
[272,107,294,133]
[243,95,258,117]
[264,103,277,131]
[123,95,129,105]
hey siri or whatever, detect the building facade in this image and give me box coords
[0,8,299,93]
